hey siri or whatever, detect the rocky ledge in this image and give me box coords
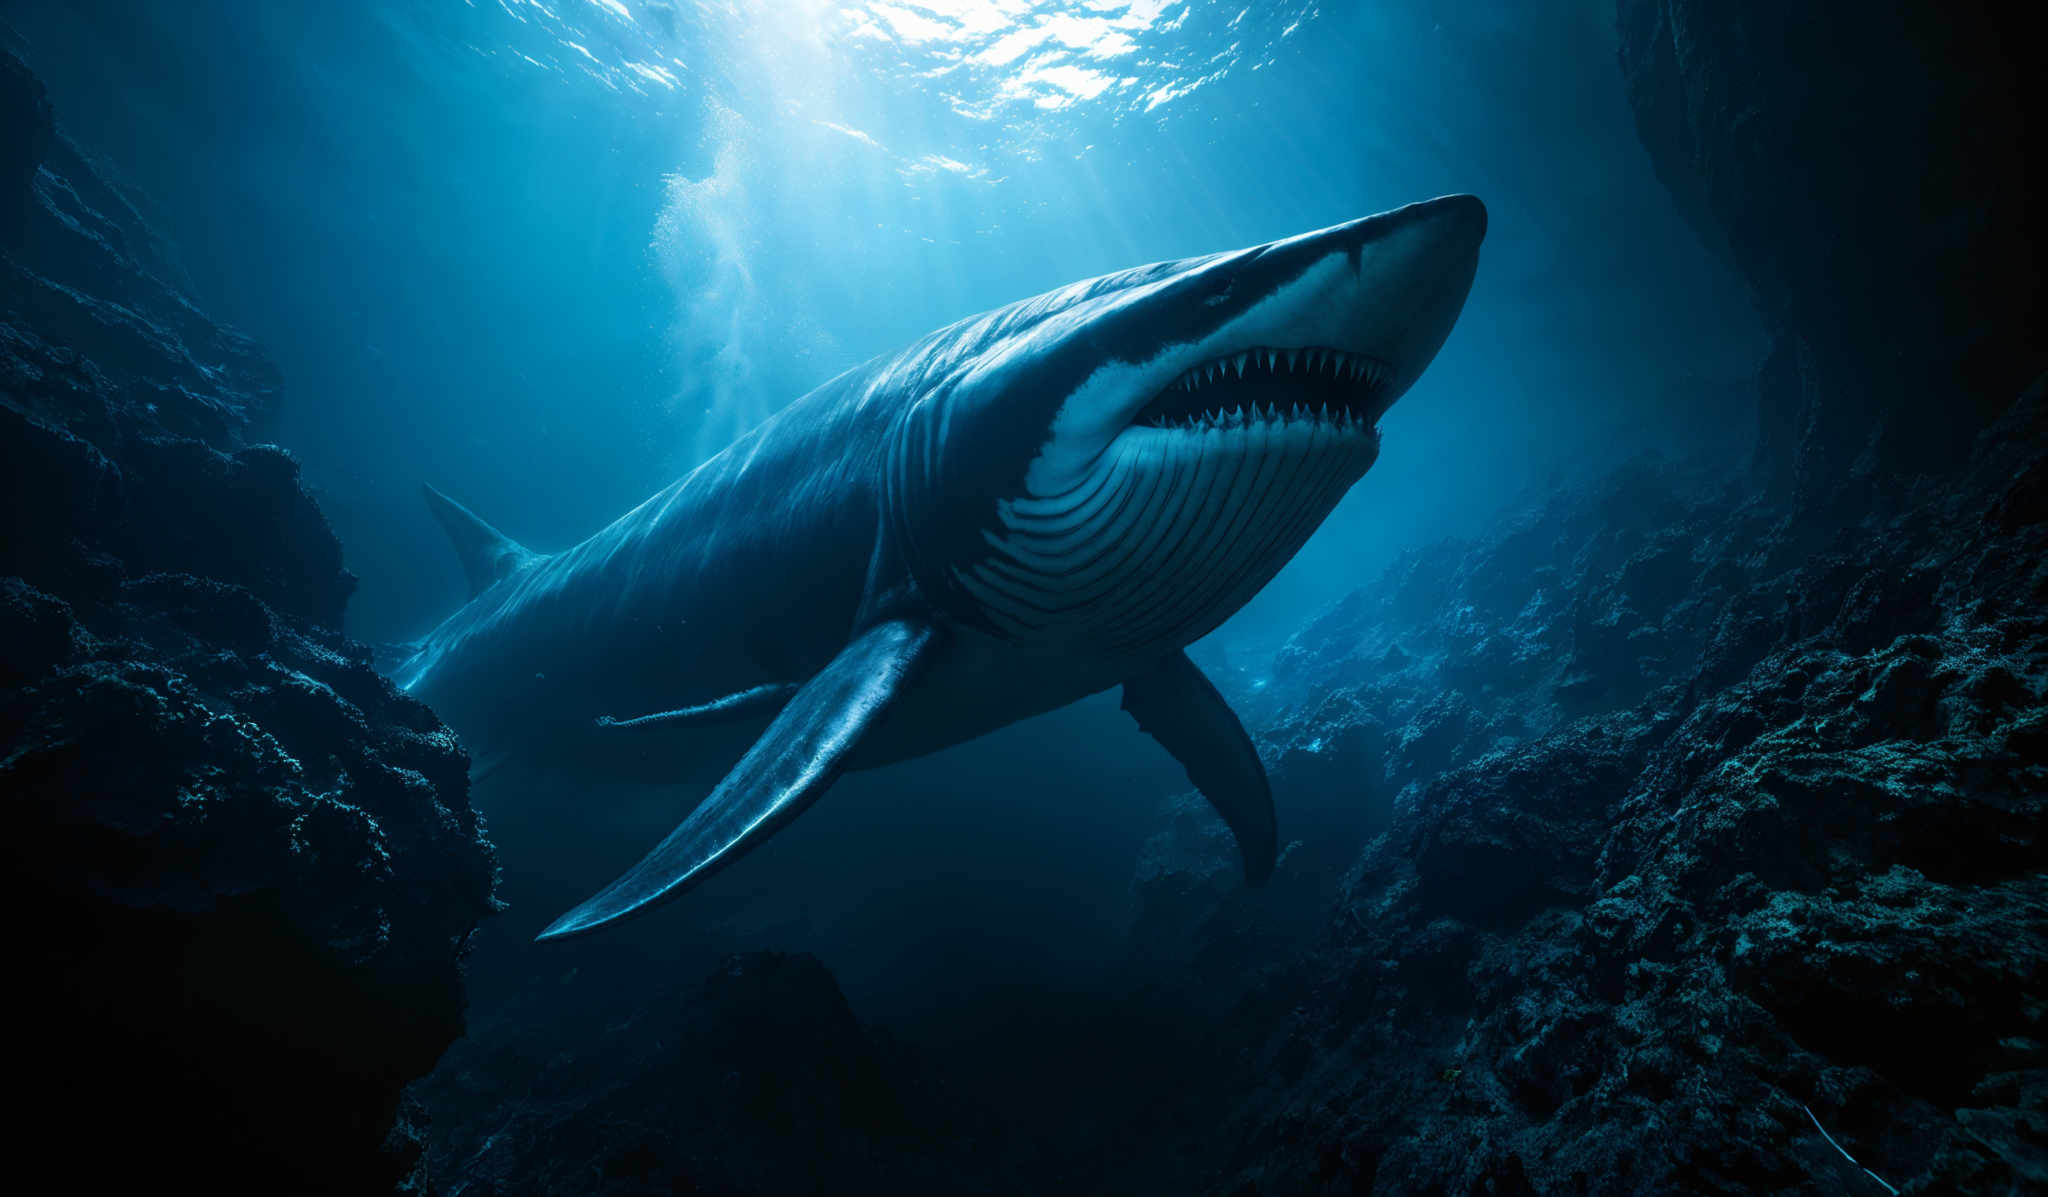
[1,49,497,1194]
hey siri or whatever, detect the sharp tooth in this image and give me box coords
[1234,352,1247,378]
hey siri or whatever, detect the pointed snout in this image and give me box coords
[1340,195,1485,407]
[1392,193,1487,248]
[1210,194,1484,408]
[1313,193,1487,262]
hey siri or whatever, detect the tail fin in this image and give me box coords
[422,484,540,598]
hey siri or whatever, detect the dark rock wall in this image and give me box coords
[1,49,498,1194]
[1616,1,2045,499]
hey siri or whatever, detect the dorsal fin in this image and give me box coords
[421,484,540,598]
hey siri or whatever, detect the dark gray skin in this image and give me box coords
[397,194,1487,939]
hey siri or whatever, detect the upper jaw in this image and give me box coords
[1131,345,1395,432]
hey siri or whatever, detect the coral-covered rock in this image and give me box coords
[0,48,496,1195]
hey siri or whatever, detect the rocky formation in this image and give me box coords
[1136,377,2045,1193]
[1615,1,2045,499]
[1,50,497,1194]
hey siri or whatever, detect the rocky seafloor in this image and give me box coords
[5,0,2044,1193]
[1,47,498,1194]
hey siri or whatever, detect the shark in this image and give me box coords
[396,193,1487,941]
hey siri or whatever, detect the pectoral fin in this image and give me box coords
[1122,651,1276,885]
[537,618,939,941]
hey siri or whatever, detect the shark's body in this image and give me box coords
[399,195,1487,940]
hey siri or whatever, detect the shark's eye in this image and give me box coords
[1202,279,1235,307]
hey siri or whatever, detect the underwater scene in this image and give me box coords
[2,1,2041,1193]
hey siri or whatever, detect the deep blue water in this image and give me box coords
[6,0,1763,1010]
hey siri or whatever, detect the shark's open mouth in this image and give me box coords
[1133,346,1393,431]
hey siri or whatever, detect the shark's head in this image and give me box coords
[883,194,1486,654]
